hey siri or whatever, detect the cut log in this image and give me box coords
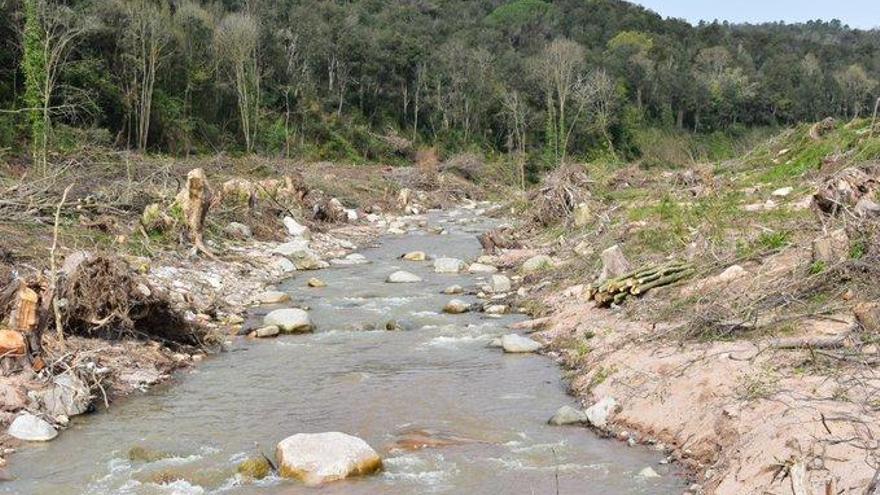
[8,286,38,333]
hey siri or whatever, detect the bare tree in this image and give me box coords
[573,69,618,158]
[500,87,529,189]
[214,12,261,153]
[534,38,586,164]
[117,0,172,152]
[20,0,90,169]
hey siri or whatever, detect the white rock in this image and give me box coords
[255,291,290,305]
[585,397,617,429]
[386,271,422,283]
[402,251,427,261]
[283,216,311,239]
[443,299,470,314]
[8,413,57,442]
[522,255,554,273]
[638,467,661,478]
[501,334,542,353]
[489,275,511,293]
[276,432,382,485]
[599,244,631,282]
[434,257,464,274]
[443,285,463,295]
[331,253,369,266]
[344,209,359,222]
[263,308,313,334]
[548,405,588,426]
[272,256,296,273]
[771,186,793,197]
[485,304,507,315]
[273,240,311,257]
[290,249,329,270]
[468,263,498,274]
[254,325,280,338]
[29,374,91,418]
[388,228,406,235]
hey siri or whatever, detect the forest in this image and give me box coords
[1,0,879,168]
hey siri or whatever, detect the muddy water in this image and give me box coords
[3,208,685,495]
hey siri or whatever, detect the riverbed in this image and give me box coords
[3,207,686,494]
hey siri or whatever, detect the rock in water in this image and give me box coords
[443,299,470,314]
[468,263,498,274]
[548,405,588,426]
[599,245,631,282]
[290,249,329,270]
[275,432,382,485]
[30,373,91,418]
[283,216,311,239]
[433,257,464,274]
[489,275,511,293]
[263,309,313,334]
[402,251,427,261]
[255,291,290,305]
[585,397,618,429]
[485,304,507,315]
[386,271,422,283]
[307,278,327,288]
[442,285,463,295]
[254,325,280,338]
[8,413,57,442]
[638,467,660,478]
[500,334,542,353]
[522,255,553,273]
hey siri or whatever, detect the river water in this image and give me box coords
[3,207,685,494]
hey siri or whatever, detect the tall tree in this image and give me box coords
[534,38,586,164]
[214,12,261,153]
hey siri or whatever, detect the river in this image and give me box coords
[3,207,685,494]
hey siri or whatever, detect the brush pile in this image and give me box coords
[587,261,695,307]
[527,164,592,226]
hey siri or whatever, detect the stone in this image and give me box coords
[254,325,280,338]
[0,383,26,412]
[522,255,554,273]
[584,397,617,429]
[275,432,382,485]
[307,278,327,288]
[384,320,407,331]
[283,216,311,239]
[272,256,296,273]
[443,299,470,314]
[573,202,591,227]
[442,285,463,295]
[548,405,588,426]
[812,229,849,264]
[263,309,313,334]
[468,263,498,274]
[0,331,25,357]
[128,446,173,462]
[255,291,290,305]
[434,257,464,274]
[638,467,660,478]
[29,373,91,418]
[237,457,271,480]
[8,413,57,442]
[223,222,252,240]
[344,209,359,222]
[290,249,329,270]
[501,334,542,353]
[489,275,511,293]
[771,186,793,197]
[397,188,412,209]
[386,271,422,283]
[272,240,310,257]
[485,304,507,315]
[599,245,631,282]
[331,253,369,266]
[402,251,427,261]
[487,338,503,348]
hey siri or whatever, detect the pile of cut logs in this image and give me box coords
[587,261,695,307]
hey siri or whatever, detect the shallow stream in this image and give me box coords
[3,207,686,494]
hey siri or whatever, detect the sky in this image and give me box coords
[632,0,880,30]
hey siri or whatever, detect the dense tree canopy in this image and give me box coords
[1,0,878,163]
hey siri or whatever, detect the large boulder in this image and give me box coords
[501,334,542,353]
[276,432,382,485]
[29,373,91,418]
[548,405,588,426]
[8,413,57,442]
[263,309,313,334]
[585,397,618,429]
[522,255,554,273]
[434,257,465,274]
[283,216,311,239]
[386,271,422,283]
[599,245,631,282]
[489,275,511,293]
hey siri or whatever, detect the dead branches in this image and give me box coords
[587,261,695,307]
[527,164,592,226]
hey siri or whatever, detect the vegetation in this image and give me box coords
[0,0,877,170]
